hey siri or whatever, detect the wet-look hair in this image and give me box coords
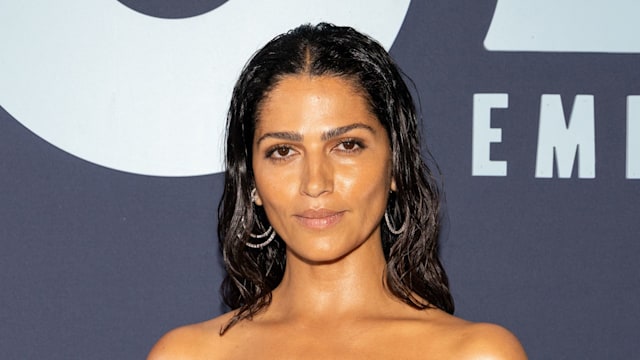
[219,23,453,334]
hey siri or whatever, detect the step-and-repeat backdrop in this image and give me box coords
[2,1,638,358]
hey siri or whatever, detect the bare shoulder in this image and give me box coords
[419,310,527,360]
[147,312,236,360]
[450,320,527,360]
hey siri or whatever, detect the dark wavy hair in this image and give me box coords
[218,23,453,334]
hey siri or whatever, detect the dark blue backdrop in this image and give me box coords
[2,1,639,358]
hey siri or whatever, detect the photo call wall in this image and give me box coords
[1,1,639,358]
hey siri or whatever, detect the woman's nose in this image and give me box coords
[299,153,333,197]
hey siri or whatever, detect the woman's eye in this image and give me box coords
[266,145,294,160]
[276,147,290,157]
[336,139,364,153]
[342,141,356,150]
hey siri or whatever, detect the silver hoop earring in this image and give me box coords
[245,187,277,248]
[384,211,409,235]
[246,225,276,249]
[384,194,409,236]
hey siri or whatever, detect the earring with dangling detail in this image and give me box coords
[245,188,277,249]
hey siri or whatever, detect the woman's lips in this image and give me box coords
[294,209,345,230]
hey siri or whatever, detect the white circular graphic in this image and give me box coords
[0,0,410,176]
[485,0,640,53]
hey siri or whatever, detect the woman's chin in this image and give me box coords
[284,239,367,265]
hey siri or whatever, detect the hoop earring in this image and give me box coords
[245,188,277,249]
[246,225,276,249]
[385,196,409,235]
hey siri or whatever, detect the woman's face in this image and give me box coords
[252,75,395,264]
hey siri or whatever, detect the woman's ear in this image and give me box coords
[251,188,263,206]
[390,177,397,192]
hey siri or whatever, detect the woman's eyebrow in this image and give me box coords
[321,123,375,141]
[256,131,302,145]
[256,123,375,145]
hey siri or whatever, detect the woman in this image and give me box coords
[149,23,526,359]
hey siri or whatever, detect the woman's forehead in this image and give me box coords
[255,75,379,133]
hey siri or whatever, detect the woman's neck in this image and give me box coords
[267,237,399,321]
